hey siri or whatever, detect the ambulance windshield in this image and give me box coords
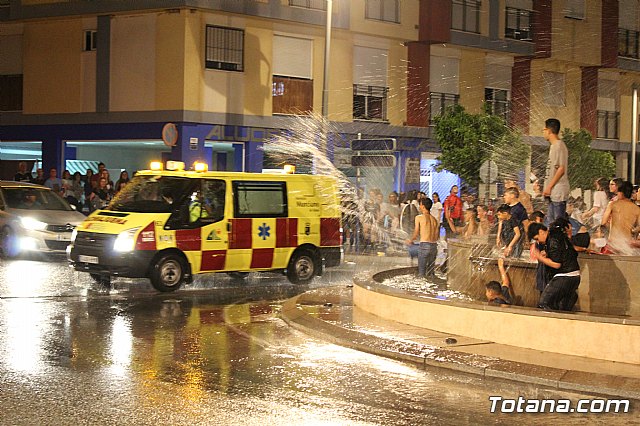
[110,175,195,213]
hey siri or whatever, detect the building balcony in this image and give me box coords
[353,84,389,122]
[505,7,532,42]
[619,28,640,60]
[484,99,510,122]
[429,92,459,124]
[451,0,481,34]
[288,0,326,10]
[597,110,619,140]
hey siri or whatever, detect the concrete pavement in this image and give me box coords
[282,253,640,400]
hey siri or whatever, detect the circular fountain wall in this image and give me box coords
[353,240,640,365]
[446,239,640,317]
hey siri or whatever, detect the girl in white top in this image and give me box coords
[431,192,443,227]
[582,177,610,227]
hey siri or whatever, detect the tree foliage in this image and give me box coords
[562,128,616,190]
[433,104,530,187]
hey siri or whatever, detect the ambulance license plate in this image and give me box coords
[78,255,99,264]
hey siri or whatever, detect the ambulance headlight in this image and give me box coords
[113,227,140,252]
[20,217,48,231]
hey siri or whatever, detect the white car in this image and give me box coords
[0,181,87,257]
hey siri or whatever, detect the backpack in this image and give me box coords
[400,203,419,234]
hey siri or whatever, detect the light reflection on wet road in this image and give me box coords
[0,255,635,424]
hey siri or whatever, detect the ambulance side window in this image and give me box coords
[189,179,225,224]
[233,181,287,218]
[202,179,225,222]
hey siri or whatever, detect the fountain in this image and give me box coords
[264,110,640,366]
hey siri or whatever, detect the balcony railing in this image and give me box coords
[289,0,326,10]
[597,110,619,140]
[452,0,481,33]
[429,92,459,124]
[485,99,510,121]
[619,28,640,59]
[505,7,532,41]
[353,84,388,121]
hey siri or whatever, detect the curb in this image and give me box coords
[281,292,640,400]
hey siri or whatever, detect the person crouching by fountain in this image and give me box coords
[496,204,523,258]
[406,198,439,278]
[485,258,514,305]
[529,211,549,296]
[528,219,581,311]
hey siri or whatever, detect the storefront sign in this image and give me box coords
[206,125,282,143]
[405,157,421,184]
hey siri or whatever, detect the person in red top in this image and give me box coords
[443,185,463,238]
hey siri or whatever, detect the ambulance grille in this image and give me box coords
[74,231,115,248]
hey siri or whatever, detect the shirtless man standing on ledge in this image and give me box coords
[406,198,440,278]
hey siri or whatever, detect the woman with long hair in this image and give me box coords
[66,171,84,211]
[115,170,130,194]
[581,177,609,228]
[431,192,443,229]
[609,178,624,203]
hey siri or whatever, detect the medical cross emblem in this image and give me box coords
[258,223,271,240]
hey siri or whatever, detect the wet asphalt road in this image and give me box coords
[0,254,636,425]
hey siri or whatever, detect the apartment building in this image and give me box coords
[1,0,639,193]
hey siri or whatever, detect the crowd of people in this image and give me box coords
[13,161,131,215]
[342,118,640,314]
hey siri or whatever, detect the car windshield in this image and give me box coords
[3,187,73,211]
[109,175,195,213]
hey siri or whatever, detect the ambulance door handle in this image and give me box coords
[227,221,231,233]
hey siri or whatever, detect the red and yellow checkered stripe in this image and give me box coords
[148,216,340,273]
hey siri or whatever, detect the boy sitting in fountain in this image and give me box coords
[485,258,514,305]
[496,203,523,258]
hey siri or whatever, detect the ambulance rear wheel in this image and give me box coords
[227,272,249,280]
[89,273,111,288]
[287,250,316,284]
[150,253,186,292]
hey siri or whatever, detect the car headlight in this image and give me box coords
[20,217,48,231]
[113,227,140,253]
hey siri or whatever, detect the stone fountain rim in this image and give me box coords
[352,268,640,327]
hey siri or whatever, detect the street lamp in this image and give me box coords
[322,0,332,119]
[632,85,638,185]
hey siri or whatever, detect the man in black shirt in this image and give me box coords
[14,162,33,183]
[528,218,581,311]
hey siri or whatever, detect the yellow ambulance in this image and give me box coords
[67,161,342,292]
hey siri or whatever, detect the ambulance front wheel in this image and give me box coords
[287,250,317,284]
[150,253,187,292]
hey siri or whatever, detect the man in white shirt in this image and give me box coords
[542,118,570,225]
